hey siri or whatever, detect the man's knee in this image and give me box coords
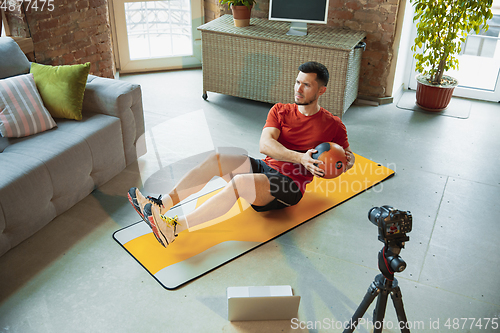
[229,174,257,199]
[231,174,273,205]
[228,174,244,197]
[216,154,251,180]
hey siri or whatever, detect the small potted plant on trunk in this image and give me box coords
[219,0,256,27]
[410,0,493,111]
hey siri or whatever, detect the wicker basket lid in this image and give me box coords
[198,15,366,51]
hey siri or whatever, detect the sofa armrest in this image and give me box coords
[82,75,146,165]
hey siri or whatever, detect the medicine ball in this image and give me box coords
[311,142,347,179]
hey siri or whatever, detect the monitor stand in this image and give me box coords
[286,22,308,36]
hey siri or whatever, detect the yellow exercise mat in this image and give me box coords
[113,154,394,289]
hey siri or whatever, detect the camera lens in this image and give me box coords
[368,207,381,226]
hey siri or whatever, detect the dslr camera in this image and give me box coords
[368,205,412,248]
[368,206,412,277]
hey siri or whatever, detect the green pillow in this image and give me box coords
[30,62,91,120]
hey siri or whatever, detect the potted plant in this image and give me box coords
[410,0,494,111]
[219,0,256,27]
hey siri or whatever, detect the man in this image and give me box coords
[128,61,355,247]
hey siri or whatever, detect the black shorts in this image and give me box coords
[249,157,303,212]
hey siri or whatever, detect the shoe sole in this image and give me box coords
[127,188,151,227]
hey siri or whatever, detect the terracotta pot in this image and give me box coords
[415,74,458,112]
[231,5,252,27]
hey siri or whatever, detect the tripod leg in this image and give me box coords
[391,285,411,333]
[343,280,380,333]
[373,285,389,333]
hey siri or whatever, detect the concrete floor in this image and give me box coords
[1,69,499,333]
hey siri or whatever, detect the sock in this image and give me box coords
[165,189,180,208]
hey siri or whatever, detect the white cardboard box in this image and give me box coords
[227,285,301,321]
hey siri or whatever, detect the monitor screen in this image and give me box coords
[269,0,329,24]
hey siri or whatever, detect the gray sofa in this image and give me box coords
[0,37,145,257]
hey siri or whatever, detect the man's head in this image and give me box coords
[295,62,329,106]
[298,61,329,87]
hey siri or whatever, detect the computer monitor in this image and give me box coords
[268,0,330,36]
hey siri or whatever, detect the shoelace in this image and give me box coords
[146,194,164,207]
[160,214,178,227]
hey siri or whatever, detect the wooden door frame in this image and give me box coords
[110,0,204,74]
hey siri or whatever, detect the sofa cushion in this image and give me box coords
[0,137,8,152]
[0,112,127,256]
[56,113,126,186]
[2,126,95,215]
[0,154,57,256]
[30,62,91,120]
[1,112,126,214]
[0,37,31,80]
[0,73,57,138]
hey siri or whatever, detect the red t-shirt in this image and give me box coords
[263,103,349,193]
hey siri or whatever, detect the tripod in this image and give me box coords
[343,246,411,333]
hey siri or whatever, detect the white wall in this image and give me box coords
[392,0,416,97]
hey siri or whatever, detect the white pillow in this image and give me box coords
[0,73,57,138]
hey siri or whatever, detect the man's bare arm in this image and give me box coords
[259,127,325,177]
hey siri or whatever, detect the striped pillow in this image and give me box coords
[0,73,57,138]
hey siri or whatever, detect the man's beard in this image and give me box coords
[295,94,318,105]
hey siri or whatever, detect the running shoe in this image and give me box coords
[127,187,165,227]
[143,203,179,247]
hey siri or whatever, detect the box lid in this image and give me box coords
[198,15,366,51]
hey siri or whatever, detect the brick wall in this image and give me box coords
[329,0,400,97]
[204,0,401,98]
[4,0,115,78]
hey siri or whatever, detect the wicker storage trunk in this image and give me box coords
[197,15,366,118]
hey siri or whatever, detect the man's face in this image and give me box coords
[294,71,326,106]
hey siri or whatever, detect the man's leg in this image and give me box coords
[147,173,275,246]
[178,173,274,230]
[135,152,253,214]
